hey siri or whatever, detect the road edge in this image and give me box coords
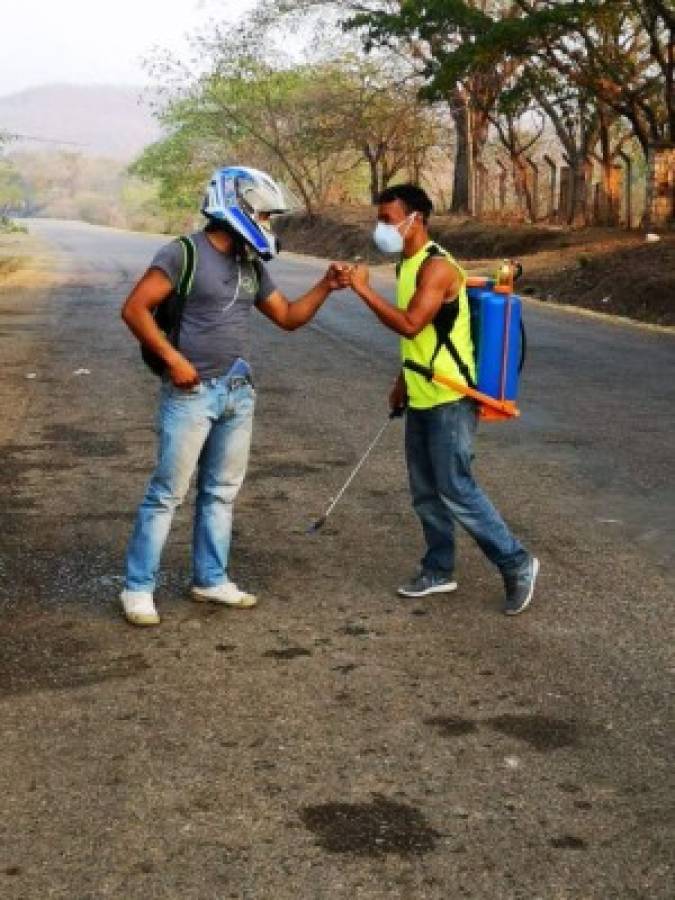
[281,250,675,336]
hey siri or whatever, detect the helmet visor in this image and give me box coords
[220,170,300,217]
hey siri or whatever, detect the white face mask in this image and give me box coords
[372,213,415,254]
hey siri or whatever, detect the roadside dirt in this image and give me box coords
[276,208,675,327]
[0,230,62,291]
[0,232,66,449]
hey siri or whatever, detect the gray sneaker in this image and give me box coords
[398,572,458,598]
[503,556,540,615]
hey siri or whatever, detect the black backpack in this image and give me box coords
[141,235,197,376]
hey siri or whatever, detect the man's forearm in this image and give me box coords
[122,306,182,366]
[284,278,332,329]
[354,284,415,337]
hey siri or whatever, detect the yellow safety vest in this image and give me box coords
[397,241,476,409]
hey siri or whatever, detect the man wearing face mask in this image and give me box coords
[346,184,538,615]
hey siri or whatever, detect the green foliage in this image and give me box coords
[0,159,25,214]
[347,0,672,151]
[133,35,443,222]
[0,215,26,234]
[1,150,174,232]
[129,124,211,225]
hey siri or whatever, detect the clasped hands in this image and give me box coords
[323,261,370,293]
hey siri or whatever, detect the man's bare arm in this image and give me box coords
[121,268,200,388]
[348,260,461,337]
[256,265,346,331]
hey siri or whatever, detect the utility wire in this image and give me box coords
[2,131,85,147]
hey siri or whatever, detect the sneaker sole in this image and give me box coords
[190,589,257,608]
[397,581,458,598]
[504,557,540,616]
[122,610,160,626]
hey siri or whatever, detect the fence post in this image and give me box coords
[496,159,508,212]
[475,161,488,217]
[559,163,572,222]
[617,150,633,229]
[543,154,557,220]
[526,156,539,221]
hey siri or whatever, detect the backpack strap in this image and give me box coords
[171,235,197,346]
[177,235,196,298]
[421,243,476,389]
[250,255,263,296]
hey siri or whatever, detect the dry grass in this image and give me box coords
[0,232,58,292]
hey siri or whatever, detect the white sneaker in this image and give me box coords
[191,581,257,608]
[120,589,160,626]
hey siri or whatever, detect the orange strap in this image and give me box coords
[402,360,519,421]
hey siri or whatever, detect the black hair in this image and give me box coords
[376,184,433,223]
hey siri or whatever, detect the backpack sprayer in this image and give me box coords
[405,259,526,422]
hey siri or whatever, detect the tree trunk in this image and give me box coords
[597,162,622,226]
[565,157,592,227]
[543,156,558,220]
[597,112,621,225]
[369,161,380,205]
[512,155,536,222]
[364,145,380,204]
[450,98,470,214]
[365,144,389,204]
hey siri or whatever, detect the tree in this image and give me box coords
[139,13,446,217]
[507,0,674,224]
[246,0,484,211]
[130,120,218,230]
[373,1,673,223]
[312,55,446,202]
[143,17,360,215]
[345,2,524,213]
[0,158,25,216]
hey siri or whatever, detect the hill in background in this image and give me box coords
[0,84,161,161]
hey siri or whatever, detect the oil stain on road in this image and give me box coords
[424,712,579,750]
[424,715,478,737]
[486,713,580,751]
[301,795,439,857]
[263,646,313,660]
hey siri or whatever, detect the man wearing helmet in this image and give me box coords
[119,167,345,626]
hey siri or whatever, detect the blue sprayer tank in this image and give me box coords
[466,279,524,406]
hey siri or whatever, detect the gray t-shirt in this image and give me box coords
[150,230,277,380]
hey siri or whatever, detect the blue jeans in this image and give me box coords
[405,399,528,577]
[125,375,255,592]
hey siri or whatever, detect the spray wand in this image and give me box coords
[307,406,404,534]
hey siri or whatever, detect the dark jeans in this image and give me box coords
[405,399,528,577]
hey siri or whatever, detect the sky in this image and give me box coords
[0,0,257,96]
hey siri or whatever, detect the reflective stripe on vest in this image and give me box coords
[397,241,476,410]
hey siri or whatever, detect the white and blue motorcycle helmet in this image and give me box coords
[201,166,292,260]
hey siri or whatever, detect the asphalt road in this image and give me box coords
[0,218,673,899]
